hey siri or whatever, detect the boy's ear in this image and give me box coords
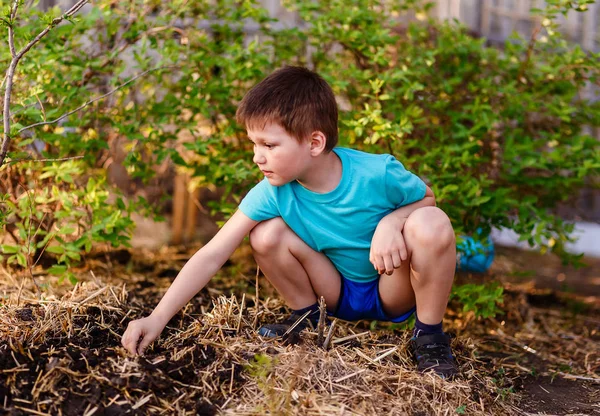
[309,130,327,156]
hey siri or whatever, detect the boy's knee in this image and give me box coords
[249,217,287,254]
[404,207,455,250]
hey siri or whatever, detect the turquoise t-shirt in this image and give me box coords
[238,147,427,282]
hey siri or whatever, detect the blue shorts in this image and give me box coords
[330,275,416,323]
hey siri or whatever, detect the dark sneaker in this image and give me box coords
[410,332,458,379]
[258,310,319,338]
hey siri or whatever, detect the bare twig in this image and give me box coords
[253,266,260,329]
[331,331,370,345]
[8,0,18,58]
[282,310,312,337]
[517,22,542,82]
[33,93,47,122]
[334,368,367,383]
[323,319,337,350]
[7,155,84,165]
[317,296,327,346]
[557,372,600,383]
[76,286,109,306]
[2,62,18,166]
[373,347,397,363]
[19,182,42,295]
[1,0,90,167]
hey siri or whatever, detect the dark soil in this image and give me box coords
[520,375,599,415]
[0,304,223,415]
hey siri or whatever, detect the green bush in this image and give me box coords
[1,0,599,294]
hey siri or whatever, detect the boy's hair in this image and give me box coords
[236,66,338,152]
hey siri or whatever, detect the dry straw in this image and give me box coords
[0,249,598,415]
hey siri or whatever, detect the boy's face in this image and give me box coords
[247,122,312,186]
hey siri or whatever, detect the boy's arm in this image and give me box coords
[122,209,258,355]
[383,185,436,223]
[370,186,436,275]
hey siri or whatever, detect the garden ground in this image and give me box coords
[1,245,598,415]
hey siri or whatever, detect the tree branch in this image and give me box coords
[17,65,176,135]
[2,61,18,168]
[9,0,18,58]
[517,24,542,82]
[7,155,84,164]
[1,0,90,167]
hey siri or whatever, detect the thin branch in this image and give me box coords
[7,155,84,164]
[17,65,176,135]
[33,93,47,122]
[517,23,542,82]
[8,0,18,58]
[557,372,600,383]
[32,213,52,270]
[18,181,42,295]
[2,61,18,166]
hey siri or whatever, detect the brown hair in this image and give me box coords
[236,66,338,152]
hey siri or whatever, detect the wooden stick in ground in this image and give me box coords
[252,266,260,330]
[323,319,337,350]
[317,296,327,346]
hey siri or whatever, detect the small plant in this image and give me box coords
[497,387,515,401]
[451,283,504,319]
[245,353,276,380]
[389,314,416,332]
[244,353,283,413]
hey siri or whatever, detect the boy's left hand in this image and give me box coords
[370,215,408,275]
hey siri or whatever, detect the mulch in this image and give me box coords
[1,245,598,415]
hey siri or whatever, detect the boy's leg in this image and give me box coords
[378,206,457,377]
[378,206,455,324]
[249,217,341,314]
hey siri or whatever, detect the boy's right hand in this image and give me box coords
[121,315,165,356]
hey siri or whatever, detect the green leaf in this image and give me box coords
[46,246,65,254]
[470,195,492,206]
[48,265,67,275]
[16,253,27,267]
[9,123,24,135]
[1,245,18,254]
[59,226,76,235]
[68,273,78,285]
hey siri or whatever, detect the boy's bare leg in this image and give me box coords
[378,206,456,324]
[249,217,341,311]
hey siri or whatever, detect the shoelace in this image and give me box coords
[417,343,453,361]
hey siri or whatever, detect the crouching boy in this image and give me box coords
[122,66,458,378]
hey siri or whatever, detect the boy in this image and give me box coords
[121,66,458,378]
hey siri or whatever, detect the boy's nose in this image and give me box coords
[253,150,266,165]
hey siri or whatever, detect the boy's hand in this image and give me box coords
[370,215,408,275]
[121,315,165,356]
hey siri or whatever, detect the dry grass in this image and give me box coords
[0,247,598,415]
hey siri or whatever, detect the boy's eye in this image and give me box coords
[265,144,274,149]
